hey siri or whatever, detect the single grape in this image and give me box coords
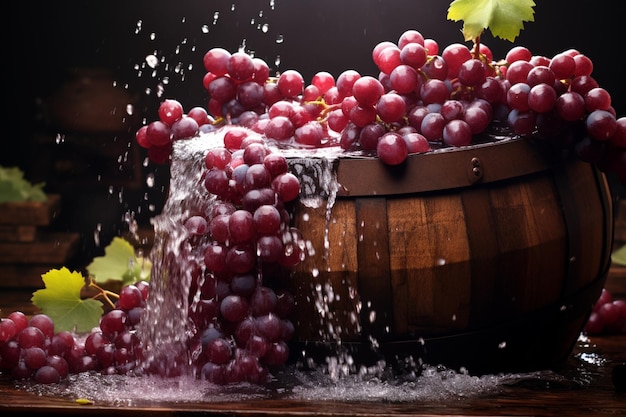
[34,365,61,384]
[277,70,304,99]
[377,132,408,165]
[219,295,250,322]
[376,93,407,123]
[18,326,46,349]
[0,318,17,342]
[117,284,144,311]
[158,99,184,126]
[227,51,255,82]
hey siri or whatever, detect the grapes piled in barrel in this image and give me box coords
[136,29,626,183]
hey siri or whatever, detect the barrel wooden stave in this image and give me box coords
[288,139,613,373]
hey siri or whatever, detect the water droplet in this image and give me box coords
[368,311,376,323]
[146,173,155,188]
[145,54,159,68]
[274,55,281,66]
[93,223,102,247]
[55,133,65,144]
[311,268,319,278]
[275,34,284,44]
[261,23,269,33]
[213,11,220,24]
[201,25,209,34]
[150,32,156,41]
[126,104,134,115]
[437,258,446,266]
[498,341,507,349]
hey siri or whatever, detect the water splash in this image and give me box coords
[137,135,217,376]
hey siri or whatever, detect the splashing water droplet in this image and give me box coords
[146,173,155,188]
[498,341,507,349]
[213,11,219,24]
[276,34,284,44]
[126,104,134,116]
[55,133,65,144]
[261,23,269,33]
[368,311,376,323]
[150,32,156,41]
[145,55,159,68]
[275,55,281,66]
[201,25,209,33]
[93,223,102,247]
[437,258,446,266]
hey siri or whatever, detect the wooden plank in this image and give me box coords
[0,194,61,226]
[0,224,38,242]
[0,232,79,264]
[0,264,51,288]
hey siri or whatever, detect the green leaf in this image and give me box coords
[612,244,626,266]
[0,166,46,203]
[31,267,104,333]
[86,237,151,285]
[447,0,536,42]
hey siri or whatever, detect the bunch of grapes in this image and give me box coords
[0,281,149,384]
[584,288,626,335]
[136,29,625,182]
[177,130,304,385]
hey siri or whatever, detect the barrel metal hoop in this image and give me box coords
[335,138,551,197]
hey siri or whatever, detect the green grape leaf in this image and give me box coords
[447,0,536,42]
[0,166,47,203]
[31,267,103,333]
[86,237,151,285]
[612,244,626,266]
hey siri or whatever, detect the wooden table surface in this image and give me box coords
[1,269,625,417]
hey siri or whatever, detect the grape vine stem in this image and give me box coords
[87,277,119,309]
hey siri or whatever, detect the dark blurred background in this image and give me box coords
[3,0,625,267]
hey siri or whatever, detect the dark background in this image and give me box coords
[4,0,625,265]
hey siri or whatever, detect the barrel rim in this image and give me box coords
[334,137,555,197]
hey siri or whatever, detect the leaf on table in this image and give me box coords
[31,267,103,333]
[87,237,151,285]
[447,0,536,42]
[612,244,626,266]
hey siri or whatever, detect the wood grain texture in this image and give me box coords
[288,138,613,374]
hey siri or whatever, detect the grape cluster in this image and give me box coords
[584,288,626,335]
[181,130,303,385]
[0,281,149,384]
[137,96,304,384]
[137,30,625,183]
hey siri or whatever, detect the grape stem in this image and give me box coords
[472,35,482,59]
[87,277,119,309]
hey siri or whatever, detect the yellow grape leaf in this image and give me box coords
[87,237,151,285]
[447,0,536,42]
[31,268,103,333]
[612,244,626,266]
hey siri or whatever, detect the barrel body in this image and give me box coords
[288,138,613,374]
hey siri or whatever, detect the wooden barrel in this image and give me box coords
[287,137,614,375]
